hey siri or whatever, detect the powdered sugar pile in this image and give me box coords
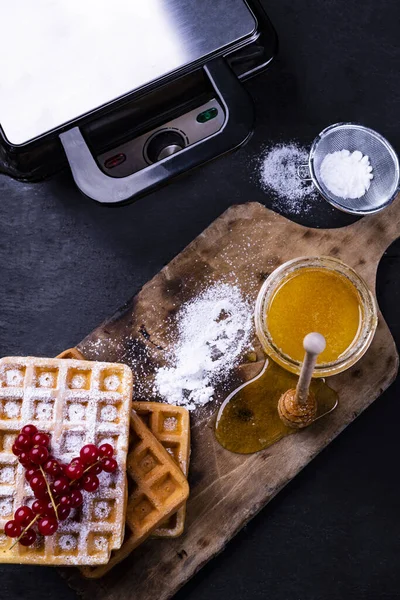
[320,149,373,199]
[258,143,318,215]
[153,283,252,411]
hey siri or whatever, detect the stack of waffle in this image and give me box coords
[0,350,190,576]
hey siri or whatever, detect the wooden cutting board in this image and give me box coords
[63,198,399,600]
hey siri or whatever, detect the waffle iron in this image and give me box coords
[0,0,277,205]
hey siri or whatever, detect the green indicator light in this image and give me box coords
[196,107,218,123]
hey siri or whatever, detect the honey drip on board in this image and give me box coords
[267,268,361,364]
[215,360,338,454]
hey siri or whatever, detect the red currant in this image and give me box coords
[14,506,34,527]
[12,443,22,457]
[4,520,22,538]
[43,458,62,476]
[44,502,56,519]
[80,444,99,465]
[60,463,70,477]
[30,474,46,493]
[29,445,49,465]
[21,424,38,437]
[34,488,50,501]
[32,432,50,447]
[101,457,117,473]
[82,473,99,492]
[25,467,39,483]
[15,433,32,451]
[65,461,84,480]
[57,506,71,521]
[87,462,102,476]
[51,476,69,495]
[19,451,33,468]
[69,490,83,508]
[19,529,37,546]
[59,495,71,508]
[32,500,47,515]
[70,478,84,491]
[98,443,113,458]
[38,517,58,536]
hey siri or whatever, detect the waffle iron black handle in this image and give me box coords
[59,57,254,205]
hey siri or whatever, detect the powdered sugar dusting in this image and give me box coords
[0,467,15,484]
[258,143,319,215]
[100,405,118,422]
[163,417,177,431]
[67,403,86,422]
[5,369,24,387]
[70,374,86,389]
[0,498,13,517]
[35,401,54,421]
[94,536,108,551]
[103,375,120,391]
[58,534,78,551]
[153,283,252,410]
[94,501,111,520]
[64,432,85,453]
[39,372,55,388]
[4,401,21,419]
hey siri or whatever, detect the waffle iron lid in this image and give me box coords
[0,0,257,146]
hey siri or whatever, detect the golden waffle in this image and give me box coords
[80,408,189,578]
[57,348,85,360]
[133,402,190,538]
[58,349,190,538]
[0,356,133,565]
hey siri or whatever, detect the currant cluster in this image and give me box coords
[6,424,117,547]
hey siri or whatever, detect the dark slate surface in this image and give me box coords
[0,0,399,598]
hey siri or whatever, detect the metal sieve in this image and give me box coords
[299,123,400,215]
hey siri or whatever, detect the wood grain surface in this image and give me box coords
[63,198,399,600]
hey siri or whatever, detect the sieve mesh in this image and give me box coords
[309,123,399,214]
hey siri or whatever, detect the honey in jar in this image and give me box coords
[255,257,378,378]
[267,268,361,364]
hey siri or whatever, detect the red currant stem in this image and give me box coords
[39,465,58,521]
[82,458,102,476]
[69,458,104,485]
[9,515,39,550]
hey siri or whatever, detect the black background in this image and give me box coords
[0,0,399,598]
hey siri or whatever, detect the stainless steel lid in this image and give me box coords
[0,0,257,146]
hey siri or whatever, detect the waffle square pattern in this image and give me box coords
[133,402,190,538]
[0,356,133,565]
[81,403,189,578]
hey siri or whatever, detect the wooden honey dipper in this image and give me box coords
[278,332,326,429]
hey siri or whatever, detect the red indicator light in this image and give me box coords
[104,153,126,169]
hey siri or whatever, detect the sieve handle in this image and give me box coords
[297,164,313,181]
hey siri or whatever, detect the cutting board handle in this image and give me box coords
[343,193,400,258]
